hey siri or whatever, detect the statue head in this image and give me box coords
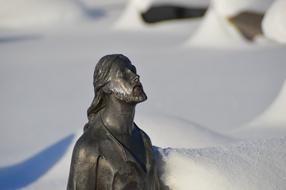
[87,54,147,121]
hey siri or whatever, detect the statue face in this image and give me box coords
[107,60,147,104]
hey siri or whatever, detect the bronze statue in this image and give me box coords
[67,54,160,190]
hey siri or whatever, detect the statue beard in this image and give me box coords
[111,85,147,104]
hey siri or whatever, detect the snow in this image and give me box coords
[115,0,210,30]
[0,0,83,29]
[147,0,210,7]
[212,0,274,17]
[114,0,151,30]
[262,0,286,43]
[0,0,286,189]
[247,80,286,128]
[136,114,234,148]
[232,80,286,138]
[0,134,75,189]
[185,7,246,47]
[186,0,278,47]
[161,137,286,190]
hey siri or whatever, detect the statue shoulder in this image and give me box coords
[72,133,100,162]
[68,131,101,190]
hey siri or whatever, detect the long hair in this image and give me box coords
[86,54,131,123]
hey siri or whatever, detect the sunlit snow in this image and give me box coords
[0,0,286,189]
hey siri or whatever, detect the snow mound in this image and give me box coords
[114,0,210,30]
[24,131,82,189]
[159,137,286,190]
[186,0,275,47]
[0,134,75,189]
[232,80,286,138]
[0,0,83,29]
[114,0,151,30]
[262,0,286,43]
[247,80,286,128]
[5,133,286,190]
[186,6,246,47]
[149,0,210,7]
[212,0,273,17]
[137,114,234,148]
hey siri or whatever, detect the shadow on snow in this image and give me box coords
[0,134,74,189]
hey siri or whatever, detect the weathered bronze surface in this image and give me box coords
[67,54,160,190]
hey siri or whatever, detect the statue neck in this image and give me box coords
[100,95,136,135]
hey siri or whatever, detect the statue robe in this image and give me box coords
[67,115,160,190]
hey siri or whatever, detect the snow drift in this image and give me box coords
[16,135,286,190]
[262,0,286,43]
[186,6,246,47]
[115,0,210,30]
[0,0,286,189]
[232,80,286,138]
[247,80,286,128]
[0,0,83,29]
[186,0,275,47]
[211,0,273,17]
[114,0,152,30]
[137,114,234,148]
[0,135,74,189]
[23,133,81,190]
[160,137,286,190]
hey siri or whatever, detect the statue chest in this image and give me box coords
[95,128,155,190]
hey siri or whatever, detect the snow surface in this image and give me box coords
[186,0,279,47]
[161,137,286,190]
[185,0,250,47]
[0,0,286,189]
[149,0,210,7]
[246,80,286,128]
[0,0,84,29]
[136,114,235,148]
[212,0,274,17]
[115,0,209,30]
[262,0,286,43]
[186,6,247,47]
[114,0,151,30]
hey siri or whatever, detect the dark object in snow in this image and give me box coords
[67,54,160,190]
[141,4,207,24]
[228,11,264,41]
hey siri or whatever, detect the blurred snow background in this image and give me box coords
[0,0,286,189]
